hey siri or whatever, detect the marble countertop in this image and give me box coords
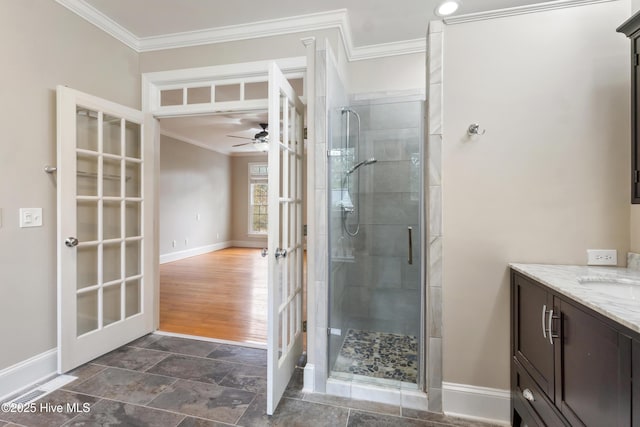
[510,263,640,335]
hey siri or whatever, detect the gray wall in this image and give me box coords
[159,135,232,256]
[0,0,140,370]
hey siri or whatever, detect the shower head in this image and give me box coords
[345,158,377,175]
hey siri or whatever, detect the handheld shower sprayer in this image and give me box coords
[345,158,377,175]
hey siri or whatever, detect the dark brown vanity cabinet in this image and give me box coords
[511,270,634,427]
[618,12,640,203]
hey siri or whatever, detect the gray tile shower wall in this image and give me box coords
[337,100,423,340]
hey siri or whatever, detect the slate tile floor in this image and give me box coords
[0,335,501,427]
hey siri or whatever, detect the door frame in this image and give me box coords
[141,56,309,335]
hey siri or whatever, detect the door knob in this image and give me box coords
[261,248,268,258]
[65,237,79,248]
[275,248,287,259]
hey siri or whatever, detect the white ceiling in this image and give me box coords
[75,0,558,154]
[83,0,557,47]
[160,112,269,156]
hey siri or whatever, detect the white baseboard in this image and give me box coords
[159,241,232,264]
[442,382,511,425]
[231,240,267,248]
[0,349,57,401]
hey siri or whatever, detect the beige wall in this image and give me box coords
[442,0,631,389]
[632,206,640,252]
[230,155,269,245]
[159,135,232,255]
[630,0,640,254]
[139,30,343,74]
[347,53,425,94]
[0,0,139,370]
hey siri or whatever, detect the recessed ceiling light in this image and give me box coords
[435,0,460,16]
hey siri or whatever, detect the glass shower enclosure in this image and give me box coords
[327,99,424,389]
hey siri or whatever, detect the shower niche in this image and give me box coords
[327,99,424,389]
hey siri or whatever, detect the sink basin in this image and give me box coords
[578,276,640,300]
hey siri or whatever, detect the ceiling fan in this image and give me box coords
[228,123,269,147]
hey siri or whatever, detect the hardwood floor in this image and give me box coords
[160,247,269,345]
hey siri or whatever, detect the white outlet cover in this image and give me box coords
[19,208,42,228]
[587,249,617,266]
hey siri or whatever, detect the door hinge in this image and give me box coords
[635,54,640,66]
[635,170,640,184]
[304,127,308,139]
[302,320,307,332]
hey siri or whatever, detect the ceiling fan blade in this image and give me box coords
[227,135,254,140]
[232,142,253,147]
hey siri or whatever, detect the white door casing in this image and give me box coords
[57,86,154,373]
[266,62,305,415]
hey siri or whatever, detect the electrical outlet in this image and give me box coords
[587,249,617,266]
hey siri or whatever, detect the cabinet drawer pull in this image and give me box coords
[542,304,547,339]
[548,309,559,344]
[523,388,535,402]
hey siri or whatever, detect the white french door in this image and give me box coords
[266,63,305,414]
[57,86,153,373]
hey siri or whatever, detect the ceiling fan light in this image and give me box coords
[435,0,460,16]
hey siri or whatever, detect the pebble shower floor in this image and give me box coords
[333,329,418,383]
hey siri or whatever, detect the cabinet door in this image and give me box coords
[554,299,631,427]
[633,37,640,203]
[512,273,555,398]
[634,339,640,427]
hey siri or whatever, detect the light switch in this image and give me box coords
[20,208,43,228]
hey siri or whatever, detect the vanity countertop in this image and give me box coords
[510,263,640,335]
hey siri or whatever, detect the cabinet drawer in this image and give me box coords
[514,360,566,427]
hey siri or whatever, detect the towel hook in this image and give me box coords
[467,123,486,136]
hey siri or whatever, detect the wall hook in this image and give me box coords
[467,123,486,136]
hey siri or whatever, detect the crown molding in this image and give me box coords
[160,129,267,157]
[137,9,348,52]
[55,0,139,51]
[56,0,425,61]
[348,39,427,61]
[160,129,227,155]
[443,0,618,25]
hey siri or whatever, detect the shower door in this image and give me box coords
[328,100,424,387]
[57,86,153,373]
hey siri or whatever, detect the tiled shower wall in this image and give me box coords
[333,101,423,342]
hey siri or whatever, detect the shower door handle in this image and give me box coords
[407,226,413,265]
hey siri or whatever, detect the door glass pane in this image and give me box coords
[103,157,121,197]
[125,121,141,159]
[125,161,141,198]
[103,201,121,240]
[76,107,98,152]
[187,86,211,104]
[77,290,98,336]
[125,240,141,278]
[103,283,121,326]
[103,243,122,283]
[125,279,141,317]
[77,200,98,242]
[125,202,141,237]
[77,153,98,197]
[77,245,98,289]
[103,115,121,156]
